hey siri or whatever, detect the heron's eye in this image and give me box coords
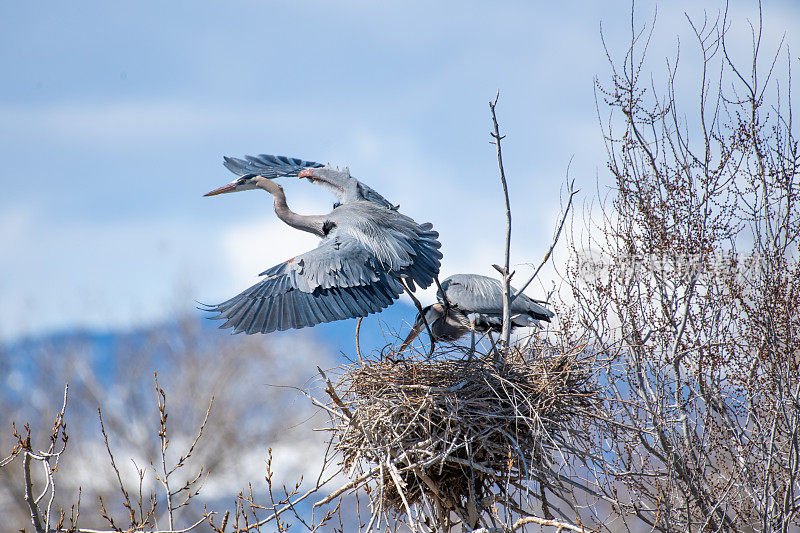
[237,177,248,185]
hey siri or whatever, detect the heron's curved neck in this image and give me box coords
[259,182,326,236]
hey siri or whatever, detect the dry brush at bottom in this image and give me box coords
[321,346,599,530]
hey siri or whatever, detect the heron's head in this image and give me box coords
[414,303,446,328]
[399,303,446,353]
[203,174,279,196]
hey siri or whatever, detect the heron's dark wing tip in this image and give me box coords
[222,153,322,178]
[196,301,216,311]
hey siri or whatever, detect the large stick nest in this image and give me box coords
[323,347,598,521]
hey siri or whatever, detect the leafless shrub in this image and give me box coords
[554,2,800,531]
[1,386,70,533]
[0,317,330,531]
[1,375,216,533]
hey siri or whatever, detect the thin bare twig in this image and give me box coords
[489,91,514,352]
[512,178,579,301]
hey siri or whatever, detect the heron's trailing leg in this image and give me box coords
[355,317,363,363]
[435,276,450,310]
[521,328,533,351]
[487,331,502,364]
[400,279,436,357]
[466,328,476,364]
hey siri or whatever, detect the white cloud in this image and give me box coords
[0,206,35,252]
[0,101,319,145]
[221,214,321,290]
[0,212,229,339]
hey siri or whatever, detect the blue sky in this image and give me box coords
[1,0,797,339]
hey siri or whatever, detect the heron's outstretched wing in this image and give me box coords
[353,182,397,210]
[203,235,404,334]
[223,154,323,178]
[225,153,398,210]
[440,274,554,321]
[332,203,442,291]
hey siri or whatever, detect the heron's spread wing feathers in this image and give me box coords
[354,183,397,210]
[258,236,400,291]
[223,154,323,178]
[332,204,442,291]
[225,153,400,210]
[204,235,404,334]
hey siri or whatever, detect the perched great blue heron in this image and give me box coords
[202,154,442,334]
[399,274,554,352]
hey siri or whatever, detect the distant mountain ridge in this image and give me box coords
[1,300,419,366]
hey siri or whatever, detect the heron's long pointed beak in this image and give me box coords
[398,322,424,353]
[203,183,238,197]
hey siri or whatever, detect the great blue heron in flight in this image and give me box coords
[202,154,442,334]
[399,274,554,352]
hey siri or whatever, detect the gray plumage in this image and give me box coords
[222,154,323,178]
[440,274,553,324]
[202,156,442,334]
[400,274,554,350]
[223,154,397,209]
